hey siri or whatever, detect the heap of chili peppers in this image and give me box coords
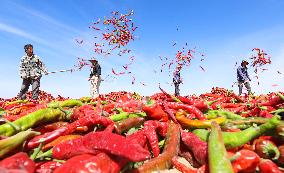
[0,87,284,172]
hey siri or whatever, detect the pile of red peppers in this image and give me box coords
[0,87,284,173]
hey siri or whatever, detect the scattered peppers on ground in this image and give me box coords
[0,88,284,172]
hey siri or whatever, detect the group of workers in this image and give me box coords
[17,44,252,100]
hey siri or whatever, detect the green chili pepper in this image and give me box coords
[109,112,146,122]
[0,130,40,158]
[48,99,83,108]
[193,115,282,149]
[227,117,269,125]
[206,110,244,120]
[209,121,234,173]
[0,108,66,136]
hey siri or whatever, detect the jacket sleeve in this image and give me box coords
[19,57,26,78]
[96,64,101,76]
[36,55,48,74]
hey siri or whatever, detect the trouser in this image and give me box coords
[174,82,180,96]
[238,81,251,95]
[90,75,101,98]
[18,78,40,100]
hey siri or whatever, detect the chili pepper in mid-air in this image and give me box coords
[0,108,66,136]
[193,115,281,149]
[229,149,260,173]
[114,117,144,134]
[53,131,150,162]
[208,121,234,173]
[166,102,206,120]
[176,110,226,129]
[135,122,180,173]
[258,159,282,173]
[0,152,36,173]
[0,130,39,158]
[181,131,208,165]
[53,153,120,173]
[253,138,280,160]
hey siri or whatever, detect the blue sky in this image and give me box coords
[0,0,284,98]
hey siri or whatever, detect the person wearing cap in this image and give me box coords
[173,64,183,96]
[89,59,101,98]
[237,60,252,95]
[17,44,48,100]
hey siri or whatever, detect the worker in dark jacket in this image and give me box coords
[237,60,252,95]
[173,64,182,96]
[89,59,101,98]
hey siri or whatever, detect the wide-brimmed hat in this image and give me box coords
[88,59,97,63]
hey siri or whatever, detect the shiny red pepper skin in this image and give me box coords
[142,102,168,122]
[166,102,206,120]
[143,120,168,157]
[258,159,282,173]
[0,152,35,173]
[27,105,114,149]
[53,131,150,162]
[35,161,62,173]
[54,153,120,173]
[181,131,208,165]
[230,149,260,173]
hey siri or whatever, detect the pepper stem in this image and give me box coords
[229,152,241,162]
[263,142,280,160]
[0,118,20,132]
[30,138,45,160]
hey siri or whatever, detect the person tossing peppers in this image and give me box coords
[17,44,48,101]
[173,64,182,96]
[88,58,101,98]
[237,60,252,96]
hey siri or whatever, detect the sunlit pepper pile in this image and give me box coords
[0,87,284,173]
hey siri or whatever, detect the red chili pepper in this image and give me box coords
[166,102,206,120]
[181,131,208,165]
[172,156,201,173]
[35,161,62,173]
[135,122,180,172]
[53,131,150,162]
[27,105,114,149]
[258,159,282,173]
[259,93,284,107]
[162,103,178,123]
[222,106,246,114]
[126,129,147,148]
[142,102,168,121]
[0,152,35,173]
[42,135,81,151]
[259,110,273,118]
[253,138,280,160]
[114,117,144,134]
[229,149,260,173]
[277,145,284,166]
[54,153,120,173]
